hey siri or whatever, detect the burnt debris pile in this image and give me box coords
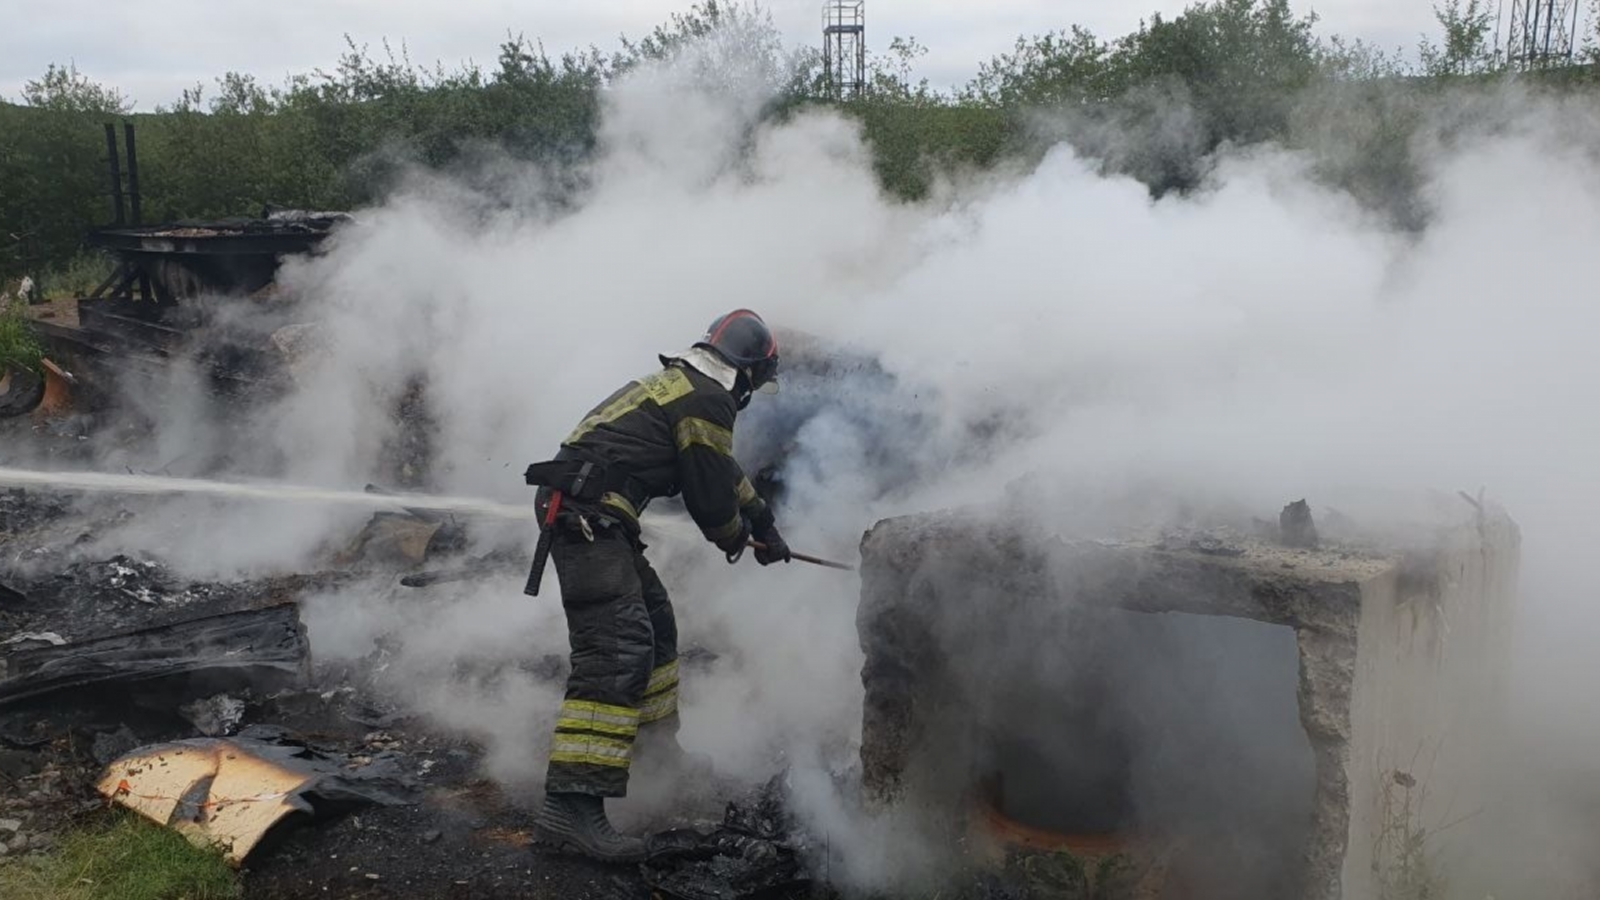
[0,487,443,874]
[643,773,813,900]
[0,483,817,898]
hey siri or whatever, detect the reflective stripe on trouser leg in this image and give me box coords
[637,548,680,734]
[550,699,640,767]
[545,529,655,798]
[640,660,679,724]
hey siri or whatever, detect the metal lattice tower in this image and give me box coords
[1500,0,1581,69]
[823,0,865,100]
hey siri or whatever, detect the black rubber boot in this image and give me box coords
[535,792,648,864]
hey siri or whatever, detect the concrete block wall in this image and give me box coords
[855,502,1520,900]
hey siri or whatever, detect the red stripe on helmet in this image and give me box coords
[707,309,776,360]
[706,311,745,346]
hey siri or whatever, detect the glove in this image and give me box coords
[716,517,751,564]
[752,521,791,566]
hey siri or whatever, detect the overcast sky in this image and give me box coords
[0,1,1511,110]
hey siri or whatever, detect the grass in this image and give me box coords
[43,252,117,300]
[1374,770,1447,900]
[0,811,240,900]
[0,300,44,374]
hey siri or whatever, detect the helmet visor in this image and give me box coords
[748,355,779,394]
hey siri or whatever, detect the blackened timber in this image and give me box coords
[0,603,309,706]
[122,123,151,301]
[103,124,126,227]
[123,123,143,226]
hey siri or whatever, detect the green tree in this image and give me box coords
[866,36,939,102]
[18,62,130,113]
[965,27,1121,107]
[1,64,128,280]
[210,72,276,115]
[1316,34,1408,81]
[616,0,728,69]
[1118,0,1321,144]
[1419,0,1497,76]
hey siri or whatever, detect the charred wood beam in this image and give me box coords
[0,603,309,707]
[103,124,125,227]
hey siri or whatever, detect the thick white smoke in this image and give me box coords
[82,24,1600,898]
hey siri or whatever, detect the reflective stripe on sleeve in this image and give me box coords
[674,417,734,457]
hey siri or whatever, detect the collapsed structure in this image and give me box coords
[856,498,1519,900]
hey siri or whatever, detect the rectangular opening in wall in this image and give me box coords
[970,610,1315,900]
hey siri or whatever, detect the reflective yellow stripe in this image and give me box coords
[566,369,694,444]
[601,492,639,522]
[736,477,758,506]
[550,751,632,769]
[647,660,679,694]
[557,717,638,737]
[640,690,679,724]
[674,417,734,457]
[559,700,640,728]
[551,736,633,767]
[703,514,744,542]
[553,734,632,754]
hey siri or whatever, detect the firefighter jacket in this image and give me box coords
[553,350,772,545]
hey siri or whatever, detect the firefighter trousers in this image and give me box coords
[545,523,679,798]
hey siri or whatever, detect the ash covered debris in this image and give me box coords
[4,553,274,634]
[0,487,74,540]
[0,479,815,898]
[0,366,46,419]
[641,773,813,900]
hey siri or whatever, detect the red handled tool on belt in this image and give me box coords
[523,460,598,596]
[523,490,562,596]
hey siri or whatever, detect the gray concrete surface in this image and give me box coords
[855,499,1520,900]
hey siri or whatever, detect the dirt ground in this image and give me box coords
[240,785,654,900]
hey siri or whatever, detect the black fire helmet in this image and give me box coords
[696,309,780,394]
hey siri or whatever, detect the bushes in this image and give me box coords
[0,300,44,374]
[2,0,1597,279]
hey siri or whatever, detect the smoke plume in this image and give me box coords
[66,23,1600,899]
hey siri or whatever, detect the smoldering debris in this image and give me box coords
[180,693,249,737]
[642,773,813,900]
[0,481,811,896]
[0,488,72,536]
[1,551,307,637]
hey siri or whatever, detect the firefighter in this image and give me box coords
[525,309,791,863]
